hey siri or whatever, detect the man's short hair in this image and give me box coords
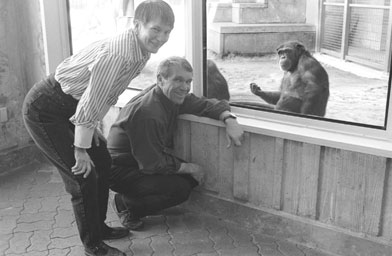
[157,56,193,79]
[134,0,175,27]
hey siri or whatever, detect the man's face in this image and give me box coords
[159,65,193,104]
[135,17,173,54]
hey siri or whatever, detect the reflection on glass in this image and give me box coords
[68,0,185,90]
[205,0,391,127]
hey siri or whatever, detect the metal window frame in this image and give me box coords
[321,0,392,71]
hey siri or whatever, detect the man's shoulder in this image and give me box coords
[122,90,164,121]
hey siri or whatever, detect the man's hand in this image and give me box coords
[225,118,244,148]
[72,147,94,178]
[178,163,204,184]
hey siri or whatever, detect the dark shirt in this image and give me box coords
[107,85,230,174]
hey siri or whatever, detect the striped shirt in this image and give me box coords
[55,29,150,149]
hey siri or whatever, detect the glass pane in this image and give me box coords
[205,0,391,127]
[68,0,186,90]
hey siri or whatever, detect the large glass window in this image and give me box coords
[204,0,392,129]
[68,0,186,90]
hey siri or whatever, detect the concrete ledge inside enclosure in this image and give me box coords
[184,190,392,256]
[208,23,316,55]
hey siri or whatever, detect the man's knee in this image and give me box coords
[171,176,194,203]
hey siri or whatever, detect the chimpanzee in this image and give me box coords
[206,59,230,101]
[250,41,329,117]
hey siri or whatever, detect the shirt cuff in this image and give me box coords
[74,125,95,149]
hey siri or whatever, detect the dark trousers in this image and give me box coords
[109,164,198,218]
[22,75,110,249]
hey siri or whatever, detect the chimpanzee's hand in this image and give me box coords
[250,83,262,96]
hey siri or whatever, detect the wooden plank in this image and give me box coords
[173,119,191,162]
[272,138,284,210]
[318,147,340,224]
[362,154,386,235]
[335,150,385,235]
[298,143,320,219]
[190,122,220,193]
[381,159,392,239]
[233,132,250,201]
[281,140,303,215]
[335,151,366,232]
[218,127,234,199]
[249,134,280,208]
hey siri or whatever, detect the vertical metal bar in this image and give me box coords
[384,1,392,72]
[317,0,325,52]
[340,0,350,59]
[39,0,72,75]
[185,0,204,97]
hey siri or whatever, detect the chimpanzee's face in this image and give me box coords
[277,42,305,72]
[277,47,294,72]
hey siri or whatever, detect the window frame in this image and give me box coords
[39,0,72,75]
[41,0,392,158]
[191,1,392,158]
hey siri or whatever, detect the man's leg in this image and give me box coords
[87,139,129,239]
[23,80,126,255]
[110,166,197,226]
[121,174,196,217]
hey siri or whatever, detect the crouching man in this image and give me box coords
[107,56,244,230]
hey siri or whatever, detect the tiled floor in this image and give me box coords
[0,161,332,256]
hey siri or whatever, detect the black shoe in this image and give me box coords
[102,223,129,240]
[85,242,125,256]
[111,194,144,231]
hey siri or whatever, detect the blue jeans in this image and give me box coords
[22,75,110,249]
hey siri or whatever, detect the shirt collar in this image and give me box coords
[154,85,178,111]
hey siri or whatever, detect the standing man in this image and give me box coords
[107,56,244,231]
[22,1,174,255]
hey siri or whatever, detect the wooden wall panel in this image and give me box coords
[319,149,386,235]
[318,147,339,224]
[248,134,283,209]
[175,120,391,240]
[298,143,320,219]
[233,132,250,201]
[334,151,385,235]
[218,127,234,199]
[381,159,392,239]
[281,140,320,218]
[334,151,362,232]
[281,140,304,215]
[272,138,284,210]
[360,153,386,235]
[173,119,191,162]
[190,122,220,193]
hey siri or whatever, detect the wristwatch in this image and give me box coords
[223,113,237,123]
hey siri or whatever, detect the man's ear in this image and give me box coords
[157,74,163,84]
[134,20,141,35]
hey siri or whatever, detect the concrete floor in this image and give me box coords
[0,161,333,256]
